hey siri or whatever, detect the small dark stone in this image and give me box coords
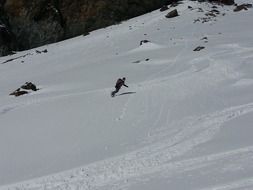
[193,46,205,51]
[140,40,150,45]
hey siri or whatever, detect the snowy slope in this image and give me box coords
[1,0,253,189]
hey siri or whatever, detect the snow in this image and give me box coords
[0,0,253,189]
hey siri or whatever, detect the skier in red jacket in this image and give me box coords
[111,77,128,97]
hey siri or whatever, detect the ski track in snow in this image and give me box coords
[201,178,253,190]
[2,102,253,190]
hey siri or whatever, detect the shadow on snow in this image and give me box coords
[117,92,136,96]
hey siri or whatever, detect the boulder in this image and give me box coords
[165,9,179,18]
[21,82,38,91]
[10,82,38,97]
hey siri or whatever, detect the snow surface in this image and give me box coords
[1,0,253,189]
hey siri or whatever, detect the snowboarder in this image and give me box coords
[111,77,128,97]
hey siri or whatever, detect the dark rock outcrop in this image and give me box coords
[0,2,17,56]
[204,0,234,5]
[0,24,13,55]
[219,0,234,5]
[3,0,65,50]
[10,82,38,97]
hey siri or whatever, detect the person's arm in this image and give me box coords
[123,83,128,88]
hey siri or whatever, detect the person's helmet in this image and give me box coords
[122,77,126,81]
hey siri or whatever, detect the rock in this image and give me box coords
[21,82,38,91]
[205,12,216,17]
[165,0,182,7]
[198,8,204,12]
[210,9,220,14]
[193,46,205,51]
[160,5,169,12]
[83,32,90,36]
[0,23,17,56]
[4,0,64,50]
[10,88,28,97]
[165,9,179,18]
[234,4,252,12]
[220,0,234,5]
[10,82,38,97]
[140,40,150,45]
[35,49,48,54]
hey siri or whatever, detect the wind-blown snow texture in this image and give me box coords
[1,0,253,189]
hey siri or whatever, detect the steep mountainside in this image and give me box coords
[0,0,253,189]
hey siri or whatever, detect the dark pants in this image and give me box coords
[111,87,120,97]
